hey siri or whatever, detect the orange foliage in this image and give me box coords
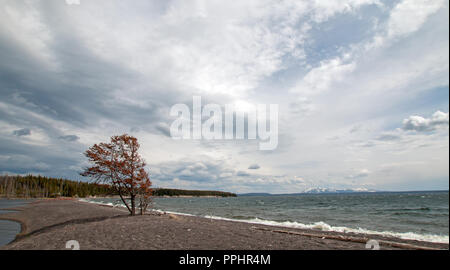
[81,134,152,215]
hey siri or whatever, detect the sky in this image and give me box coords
[0,0,448,194]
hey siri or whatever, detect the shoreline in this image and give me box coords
[0,199,448,250]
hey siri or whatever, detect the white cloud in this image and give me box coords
[387,0,445,39]
[59,0,314,97]
[310,0,382,22]
[65,0,81,5]
[289,97,316,115]
[291,0,447,99]
[402,111,449,132]
[291,57,356,95]
[348,168,370,179]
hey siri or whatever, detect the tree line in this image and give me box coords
[0,175,237,198]
[153,188,236,197]
[0,175,114,198]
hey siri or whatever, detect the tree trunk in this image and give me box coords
[116,187,133,215]
[130,194,136,216]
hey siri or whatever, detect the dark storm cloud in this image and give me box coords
[376,134,401,141]
[12,128,31,136]
[0,33,160,128]
[0,136,85,179]
[0,1,186,180]
[236,171,251,177]
[153,160,234,183]
[58,135,80,142]
[248,164,260,170]
[0,1,183,131]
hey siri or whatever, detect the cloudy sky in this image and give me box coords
[0,0,448,193]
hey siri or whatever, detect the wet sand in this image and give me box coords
[0,199,448,250]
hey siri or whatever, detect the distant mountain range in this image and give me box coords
[239,187,376,196]
[302,187,375,194]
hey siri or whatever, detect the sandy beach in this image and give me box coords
[0,199,448,250]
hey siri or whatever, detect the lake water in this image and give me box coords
[82,191,449,243]
[0,199,30,246]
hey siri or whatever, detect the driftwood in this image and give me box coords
[251,226,444,250]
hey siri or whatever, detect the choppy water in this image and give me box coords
[83,191,449,243]
[0,199,29,246]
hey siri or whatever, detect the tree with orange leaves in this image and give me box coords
[81,134,152,216]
